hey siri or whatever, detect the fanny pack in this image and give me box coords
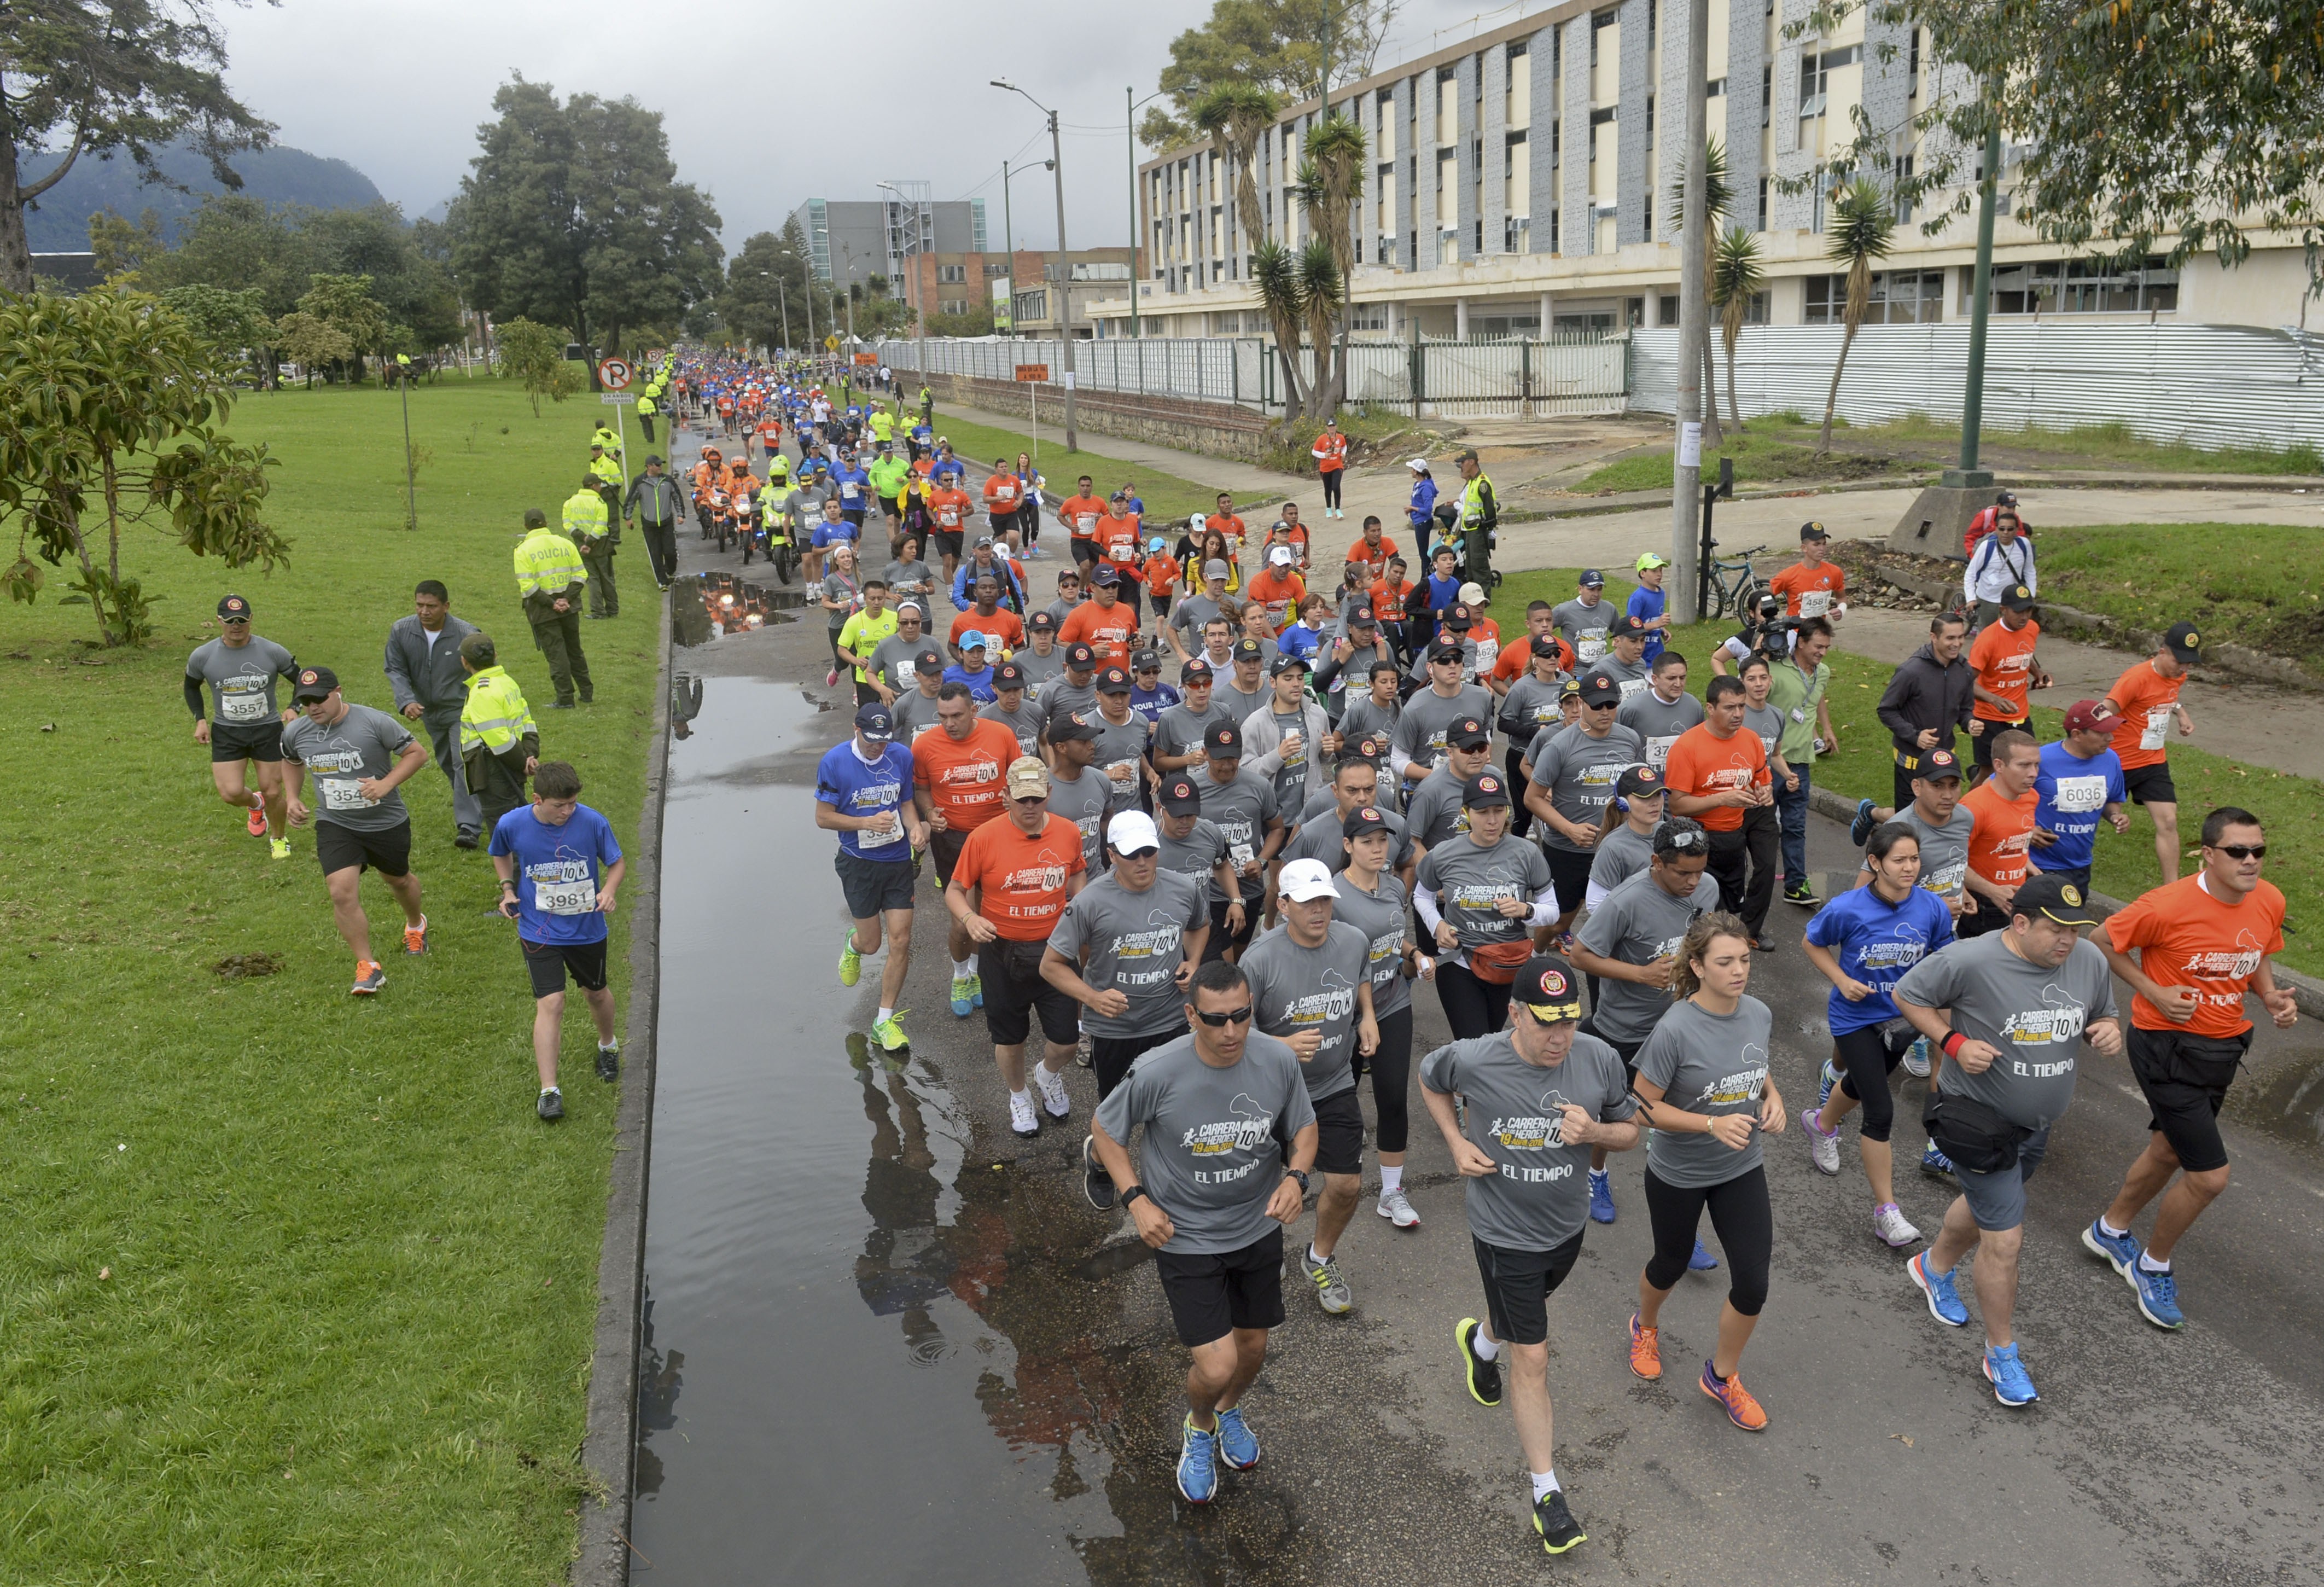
[997,937,1048,983]
[1466,938,1534,985]
[1922,1086,2032,1174]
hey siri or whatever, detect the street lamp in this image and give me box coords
[1127,88,1163,338]
[1001,158,1054,345]
[992,79,1078,452]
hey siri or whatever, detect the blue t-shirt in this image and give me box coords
[490,803,625,946]
[1626,585,1667,662]
[1421,573,1463,633]
[811,517,859,550]
[829,466,871,510]
[940,664,999,703]
[1277,623,1324,665]
[814,740,916,861]
[2032,740,2127,873]
[1803,882,1955,1034]
[932,457,965,484]
[1128,682,1182,724]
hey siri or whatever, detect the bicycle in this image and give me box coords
[1705,540,1768,620]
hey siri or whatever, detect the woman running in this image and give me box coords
[1413,771,1557,1039]
[1336,805,1432,1227]
[818,542,863,687]
[1582,765,1665,915]
[1014,451,1044,551]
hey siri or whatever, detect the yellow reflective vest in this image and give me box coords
[459,665,537,757]
[1459,471,1498,530]
[516,524,587,600]
[562,487,610,547]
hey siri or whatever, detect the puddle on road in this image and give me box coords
[673,571,808,649]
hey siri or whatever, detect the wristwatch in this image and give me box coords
[1121,1184,1151,1208]
[1284,1168,1310,1192]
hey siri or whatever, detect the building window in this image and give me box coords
[939,299,969,316]
[1591,106,1617,125]
[1972,257,2180,315]
[1757,177,1769,231]
[1645,95,1655,137]
[1797,44,1859,119]
[1805,268,1945,324]
[983,262,1009,277]
[1506,214,1530,252]
[936,263,967,284]
[1659,293,1680,323]
[1624,297,1645,327]
[1761,64,1772,127]
[1744,290,1771,324]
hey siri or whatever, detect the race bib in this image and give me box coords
[939,507,961,527]
[841,482,860,499]
[1619,677,1649,701]
[534,876,597,915]
[2051,774,2109,814]
[1076,513,1098,533]
[219,690,267,723]
[2141,705,2171,751]
[1229,840,1256,869]
[1646,734,1680,770]
[1577,638,1606,663]
[320,777,376,812]
[1799,589,1833,618]
[858,812,904,848]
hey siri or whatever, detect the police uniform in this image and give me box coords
[515,519,593,705]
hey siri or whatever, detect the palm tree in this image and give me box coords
[1295,236,1344,416]
[1818,178,1897,452]
[1295,112,1368,420]
[1664,137,1733,446]
[1251,239,1309,421]
[1711,225,1766,431]
[1191,83,1285,271]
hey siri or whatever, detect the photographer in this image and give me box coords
[1708,591,1794,677]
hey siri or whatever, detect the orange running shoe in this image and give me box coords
[351,960,386,995]
[246,806,268,837]
[1699,1363,1768,1431]
[403,915,428,955]
[1627,1312,1662,1381]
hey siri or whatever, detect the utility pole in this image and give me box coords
[775,274,791,353]
[1950,125,2002,489]
[997,80,1078,451]
[1669,0,1711,619]
[1004,159,1017,344]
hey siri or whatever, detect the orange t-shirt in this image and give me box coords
[1368,577,1413,625]
[1143,553,1183,596]
[1768,560,1846,619]
[1969,617,2041,723]
[1245,568,1306,630]
[1096,513,1143,573]
[2105,873,2287,1037]
[1663,723,1769,833]
[1962,780,2040,890]
[1312,432,1347,472]
[1061,495,1109,541]
[2105,659,2184,770]
[950,607,1024,653]
[1206,513,1247,557]
[927,487,974,534]
[911,719,1018,833]
[1490,632,1575,683]
[982,474,1022,514]
[953,812,1087,941]
[1058,598,1138,665]
[1345,534,1399,579]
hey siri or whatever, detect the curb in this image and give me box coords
[573,592,674,1585]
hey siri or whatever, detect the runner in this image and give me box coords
[1154,774,1245,922]
[1154,660,1231,775]
[947,573,1024,664]
[1088,959,1317,1505]
[1370,556,1417,666]
[1245,545,1307,632]
[1338,659,1405,753]
[490,759,626,1121]
[1494,635,1574,841]
[1424,952,1638,1556]
[2101,622,2202,885]
[1126,649,1181,728]
[1894,876,2122,1406]
[1625,911,1784,1430]
[1033,643,1102,749]
[2029,700,2130,895]
[1390,641,1494,791]
[835,579,896,706]
[1767,521,1847,622]
[1664,676,1777,947]
[944,756,1088,1138]
[1242,654,1335,822]
[1216,636,1269,723]
[1058,566,1140,668]
[1402,716,1496,859]
[910,684,1021,1018]
[1168,560,1233,662]
[1875,612,1978,811]
[1966,585,2047,777]
[978,662,1044,756]
[1579,615,1654,704]
[2084,807,2296,1329]
[925,472,975,584]
[279,667,430,996]
[1413,772,1557,1040]
[1963,511,2037,630]
[1521,673,1644,942]
[860,598,928,707]
[1192,723,1284,963]
[1036,710,1110,875]
[1958,729,2041,939]
[185,594,299,859]
[1617,652,1704,774]
[819,703,927,1056]
[1143,537,1182,629]
[1336,805,1429,1230]
[1312,416,1347,516]
[1582,765,1668,912]
[1060,474,1108,572]
[1014,612,1067,695]
[1282,747,1415,876]
[1551,570,1616,670]
[1086,666,1156,818]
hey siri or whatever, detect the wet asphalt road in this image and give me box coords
[626,436,2324,1586]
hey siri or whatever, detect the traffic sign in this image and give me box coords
[597,357,633,391]
[825,334,841,352]
[1015,363,1050,382]
[853,352,876,366]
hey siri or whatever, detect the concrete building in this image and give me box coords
[895,247,1140,334]
[788,193,988,290]
[1099,0,2311,339]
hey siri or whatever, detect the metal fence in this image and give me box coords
[1630,321,2324,453]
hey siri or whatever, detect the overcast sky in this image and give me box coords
[217,0,1559,253]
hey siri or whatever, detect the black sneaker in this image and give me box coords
[1784,881,1819,906]
[1849,798,1878,848]
[596,1044,620,1083]
[1455,1317,1502,1406]
[537,1089,564,1122]
[1534,1489,1586,1555]
[1082,1135,1116,1211]
[454,829,481,851]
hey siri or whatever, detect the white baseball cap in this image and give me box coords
[1278,857,1337,903]
[1107,810,1161,855]
[1459,581,1488,607]
[1268,544,1296,566]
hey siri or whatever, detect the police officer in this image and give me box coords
[624,456,686,591]
[514,507,592,708]
[563,473,619,620]
[457,632,540,837]
[1454,447,1499,588]
[382,579,483,847]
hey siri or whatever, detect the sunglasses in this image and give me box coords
[1194,1004,1255,1027]
[221,616,251,625]
[1661,831,1706,852]
[1587,699,1618,711]
[2211,844,2267,860]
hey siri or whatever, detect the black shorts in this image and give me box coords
[880,494,902,520]
[522,935,609,997]
[930,528,965,559]
[1155,1226,1286,1347]
[209,719,285,763]
[2122,761,2178,806]
[979,938,1080,1047]
[1472,1230,1585,1347]
[2128,1025,2250,1175]
[315,819,412,878]
[835,847,916,919]
[929,826,971,886]
[1971,717,2028,771]
[1544,845,1595,915]
[1311,1086,1366,1176]
[1203,894,1261,961]
[1070,538,1099,568]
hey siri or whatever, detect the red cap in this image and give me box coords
[2063,699,2118,734]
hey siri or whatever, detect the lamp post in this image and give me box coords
[1948,125,2003,489]
[1668,0,1711,618]
[1127,87,1163,338]
[993,79,1077,451]
[1001,157,1055,347]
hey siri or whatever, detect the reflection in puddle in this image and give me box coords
[673,571,806,648]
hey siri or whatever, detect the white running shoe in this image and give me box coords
[1900,1036,1932,1079]
[1034,1064,1071,1120]
[1873,1202,1923,1247]
[1007,1091,1039,1138]
[1376,1187,1421,1228]
[1803,1108,1842,1176]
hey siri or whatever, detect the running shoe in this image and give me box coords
[2129,1262,2185,1330]
[1534,1490,1587,1555]
[1783,880,1819,907]
[1873,1202,1921,1247]
[1455,1316,1502,1406]
[1849,798,1878,847]
[1900,1036,1932,1079]
[1627,1312,1662,1380]
[1920,1142,1955,1179]
[1699,1363,1768,1431]
[350,960,386,996]
[1215,1405,1261,1470]
[950,975,975,1017]
[838,928,862,987]
[1376,1187,1420,1228]
[246,806,268,837]
[454,828,480,851]
[1301,1246,1352,1315]
[2080,1218,2140,1277]
[1034,1064,1071,1121]
[269,836,292,861]
[1816,1058,1842,1111]
[537,1088,563,1122]
[1689,1239,1719,1271]
[1909,1249,1970,1327]
[968,974,984,1009]
[596,1043,619,1083]
[1588,1168,1616,1224]
[1082,1135,1115,1211]
[870,1010,909,1053]
[1803,1107,1842,1176]
[1983,1342,2038,1406]
[825,667,842,687]
[1176,1416,1220,1503]
[402,915,428,955]
[1007,1092,1039,1139]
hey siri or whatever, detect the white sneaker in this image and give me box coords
[1900,1036,1931,1078]
[1034,1065,1071,1120]
[1873,1202,1923,1247]
[1803,1108,1842,1176]
[1007,1091,1039,1138]
[1376,1187,1421,1228]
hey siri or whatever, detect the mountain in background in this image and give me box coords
[25,141,387,252]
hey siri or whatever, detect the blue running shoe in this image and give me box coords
[1909,1249,1969,1327]
[1216,1405,1261,1470]
[949,974,975,1018]
[1983,1342,2039,1407]
[2130,1263,2185,1330]
[1689,1239,1719,1271]
[1176,1416,1220,1502]
[1588,1169,1616,1225]
[968,972,985,1009]
[1817,1058,1843,1112]
[1920,1141,1955,1179]
[1850,798,1879,847]
[2080,1218,2140,1277]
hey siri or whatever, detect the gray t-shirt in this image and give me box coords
[1264,705,1310,809]
[1330,871,1413,1019]
[1885,802,1976,905]
[822,568,863,631]
[1416,835,1554,959]
[781,484,830,526]
[1172,592,1226,648]
[1741,702,1786,768]
[1155,699,1232,767]
[869,633,929,699]
[1552,597,1617,665]
[1635,995,1775,1188]
[1035,678,1099,741]
[1576,867,1725,1044]
[1239,919,1373,1101]
[1422,1030,1636,1249]
[1284,793,1414,875]
[1586,822,1656,902]
[1891,932,2118,1131]
[978,696,1043,757]
[281,702,418,833]
[889,685,944,743]
[881,559,937,602]
[1216,674,1268,724]
[1193,766,1279,901]
[1582,654,1652,704]
[1392,683,1494,774]
[1049,870,1209,1038]
[1523,723,1646,853]
[1086,709,1152,813]
[1157,816,1231,892]
[1496,672,1568,741]
[1011,643,1067,694]
[1338,691,1401,747]
[1402,763,1475,851]
[1617,687,1705,772]
[186,636,298,725]
[1044,767,1111,873]
[1093,1030,1316,1255]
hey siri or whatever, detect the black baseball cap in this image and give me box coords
[1913,747,1963,783]
[1132,648,1163,671]
[1447,716,1491,751]
[1157,775,1203,814]
[1205,722,1244,756]
[217,594,252,620]
[2001,583,2037,612]
[1027,611,1057,631]
[1610,614,1651,638]
[1343,804,1392,841]
[1530,634,1563,659]
[992,661,1026,689]
[1442,603,1475,631]
[1517,955,1584,1023]
[1428,642,1464,664]
[1348,605,1377,627]
[2163,621,2202,663]
[1461,771,1512,808]
[1578,673,1622,708]
[1064,642,1098,670]
[913,648,946,676]
[1269,652,1310,676]
[1047,711,1100,742]
[1097,665,1133,694]
[1180,660,1215,683]
[290,665,338,702]
[1232,638,1265,662]
[2013,872,2102,928]
[854,703,895,740]
[1615,764,1664,798]
[1344,733,1387,763]
[1799,520,1830,541]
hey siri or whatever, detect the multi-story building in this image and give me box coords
[895,247,1140,332]
[788,194,988,290]
[1100,0,2310,339]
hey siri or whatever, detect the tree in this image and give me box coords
[1,290,283,646]
[139,192,314,317]
[272,310,349,387]
[1250,239,1308,420]
[1818,179,1896,452]
[1142,0,1403,149]
[720,223,813,352]
[446,76,723,373]
[87,204,165,280]
[1191,82,1284,252]
[494,316,581,417]
[1294,236,1343,416]
[157,281,270,375]
[1,1,274,293]
[1710,226,1764,432]
[1665,138,1732,446]
[1294,112,1366,418]
[293,272,387,382]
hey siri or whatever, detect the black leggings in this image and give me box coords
[1321,470,1343,509]
[1435,958,1511,1041]
[1360,1004,1414,1153]
[1504,745,1535,841]
[1832,1022,1918,1143]
[1642,1165,1772,1317]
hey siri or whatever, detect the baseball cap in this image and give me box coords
[1108,810,1162,855]
[1157,775,1203,814]
[1458,581,1488,607]
[1615,764,1665,798]
[1559,677,1583,699]
[1268,544,1296,566]
[1027,611,1057,631]
[1913,747,1964,782]
[1090,564,1121,586]
[1580,569,1606,588]
[1064,642,1098,669]
[1442,604,1475,631]
[2164,621,2203,663]
[1347,605,1377,627]
[1404,456,1430,473]
[2063,699,2117,734]
[972,534,995,550]
[1205,722,1244,757]
[1579,673,1623,708]
[1344,733,1387,763]
[1278,857,1337,903]
[1047,710,1100,743]
[959,629,991,651]
[1800,520,1830,541]
[1447,716,1491,751]
[1636,552,1670,571]
[1269,652,1309,676]
[2013,872,2102,928]
[1097,666,1133,693]
[1530,634,1563,659]
[992,661,1026,689]
[1180,659,1215,683]
[1461,771,1512,808]
[1202,558,1231,581]
[2001,583,2037,612]
[1343,804,1392,841]
[1428,641,1465,664]
[1132,648,1163,671]
[1517,956,1584,1024]
[1004,755,1051,799]
[1232,638,1265,662]
[854,703,895,740]
[913,648,946,675]
[1148,537,1168,554]
[216,594,252,619]
[1610,614,1651,638]
[290,665,338,702]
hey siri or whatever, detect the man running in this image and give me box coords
[1551,570,1615,668]
[1664,676,1777,948]
[490,759,625,1121]
[820,703,926,1056]
[1192,723,1285,963]
[1391,641,1495,792]
[2102,621,2202,885]
[2029,700,2130,896]
[1617,651,1704,774]
[911,682,1021,1016]
[185,593,299,859]
[1875,612,1977,811]
[1521,673,1644,944]
[1579,615,1654,704]
[279,667,430,995]
[1966,584,2047,778]
[1958,729,2041,939]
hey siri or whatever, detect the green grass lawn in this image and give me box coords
[1,371,653,1582]
[2038,522,2324,679]
[1492,567,2324,973]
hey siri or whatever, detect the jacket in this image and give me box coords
[625,473,686,526]
[563,487,613,547]
[1239,696,1336,811]
[383,612,480,714]
[1875,641,1976,759]
[459,665,540,758]
[515,526,589,617]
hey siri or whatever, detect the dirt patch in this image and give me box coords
[213,952,285,980]
[1827,539,1961,614]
